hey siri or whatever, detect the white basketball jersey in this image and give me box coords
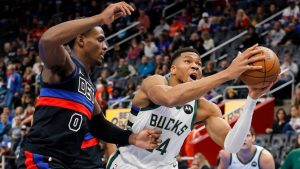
[229,145,264,169]
[118,100,197,169]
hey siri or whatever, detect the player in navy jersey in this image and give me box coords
[16,2,161,168]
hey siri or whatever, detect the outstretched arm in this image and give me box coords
[91,100,161,149]
[140,45,265,107]
[196,82,275,153]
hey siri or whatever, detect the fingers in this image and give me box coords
[242,48,264,59]
[243,44,259,54]
[246,65,262,71]
[246,55,265,65]
[148,128,162,136]
[117,2,134,15]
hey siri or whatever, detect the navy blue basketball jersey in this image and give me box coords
[23,56,96,166]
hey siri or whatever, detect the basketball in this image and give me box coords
[240,46,280,88]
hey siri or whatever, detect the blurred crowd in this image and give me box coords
[0,0,300,168]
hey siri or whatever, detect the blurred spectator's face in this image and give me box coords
[291,106,299,117]
[270,4,276,13]
[277,110,285,120]
[119,58,125,65]
[273,22,281,31]
[3,107,9,114]
[15,116,22,125]
[241,131,255,150]
[15,107,24,116]
[141,56,147,64]
[284,54,291,64]
[1,114,8,123]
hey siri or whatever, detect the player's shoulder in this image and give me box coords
[142,74,168,85]
[219,149,231,159]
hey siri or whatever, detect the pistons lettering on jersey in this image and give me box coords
[150,114,188,136]
[78,77,95,103]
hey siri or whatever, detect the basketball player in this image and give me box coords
[107,47,274,169]
[17,2,161,168]
[217,127,275,169]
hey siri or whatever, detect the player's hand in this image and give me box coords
[248,81,275,99]
[129,128,162,149]
[225,44,265,80]
[99,2,134,25]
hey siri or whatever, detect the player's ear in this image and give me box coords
[170,65,176,75]
[76,35,85,48]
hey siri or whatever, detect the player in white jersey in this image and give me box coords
[218,127,275,169]
[107,46,275,169]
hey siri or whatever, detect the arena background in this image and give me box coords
[0,0,299,168]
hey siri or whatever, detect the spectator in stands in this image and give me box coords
[0,113,11,142]
[293,83,300,108]
[281,0,299,25]
[169,17,184,37]
[190,7,202,26]
[122,81,136,98]
[9,115,22,148]
[266,108,288,134]
[14,125,27,156]
[108,58,136,81]
[267,21,286,47]
[22,67,35,84]
[143,38,158,59]
[242,25,264,49]
[201,32,215,52]
[155,34,170,54]
[197,12,211,32]
[268,3,278,17]
[168,31,185,53]
[127,38,142,66]
[186,32,206,54]
[137,56,155,78]
[1,64,22,110]
[178,8,191,26]
[281,53,299,77]
[138,9,151,31]
[0,138,16,169]
[203,60,217,77]
[279,22,300,45]
[153,17,170,38]
[190,152,211,169]
[235,9,250,30]
[251,5,266,26]
[283,105,300,134]
[218,127,275,169]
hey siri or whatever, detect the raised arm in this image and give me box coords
[138,45,265,107]
[217,150,231,169]
[39,2,134,70]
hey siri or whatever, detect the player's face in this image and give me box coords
[171,52,202,83]
[241,131,255,150]
[84,26,108,66]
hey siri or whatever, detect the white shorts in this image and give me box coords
[106,151,179,169]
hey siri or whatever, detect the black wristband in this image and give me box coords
[90,113,132,146]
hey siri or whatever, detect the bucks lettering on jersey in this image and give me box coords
[118,100,197,168]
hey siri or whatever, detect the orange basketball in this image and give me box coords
[240,46,280,88]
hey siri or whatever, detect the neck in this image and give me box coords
[73,49,92,74]
[168,75,182,87]
[237,146,256,162]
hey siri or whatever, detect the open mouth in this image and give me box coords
[190,74,197,80]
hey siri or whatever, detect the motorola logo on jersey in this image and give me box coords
[183,105,193,114]
[251,161,257,167]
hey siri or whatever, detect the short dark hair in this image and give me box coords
[250,126,255,136]
[170,47,200,67]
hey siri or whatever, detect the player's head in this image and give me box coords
[68,26,108,66]
[241,127,255,150]
[170,47,202,83]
